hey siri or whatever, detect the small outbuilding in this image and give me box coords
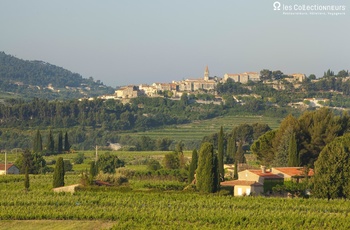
[221,180,263,196]
[0,163,20,175]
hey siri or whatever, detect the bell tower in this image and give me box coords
[204,65,209,81]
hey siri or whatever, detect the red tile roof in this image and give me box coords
[273,167,314,177]
[0,163,15,171]
[221,180,263,187]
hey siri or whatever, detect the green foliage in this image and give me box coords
[57,131,63,153]
[236,141,246,164]
[287,132,299,166]
[53,157,65,188]
[217,126,224,180]
[97,152,125,174]
[74,152,85,164]
[298,108,348,166]
[273,181,308,198]
[24,166,29,191]
[313,134,350,199]
[64,131,70,152]
[196,142,219,193]
[63,160,73,172]
[46,129,55,154]
[89,161,98,183]
[33,130,42,153]
[2,173,350,228]
[188,149,198,183]
[251,130,276,166]
[263,179,284,194]
[146,159,162,171]
[0,52,114,100]
[225,134,236,164]
[254,109,350,167]
[95,172,128,186]
[15,149,47,174]
[163,152,180,170]
[155,138,172,151]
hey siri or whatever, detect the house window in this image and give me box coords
[246,188,251,196]
[237,188,242,196]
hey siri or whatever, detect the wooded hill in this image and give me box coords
[0,52,114,100]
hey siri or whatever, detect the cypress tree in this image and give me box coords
[196,142,219,193]
[236,141,245,164]
[33,129,42,153]
[226,134,236,164]
[233,160,238,179]
[57,131,63,153]
[24,166,30,192]
[218,126,224,181]
[287,132,299,166]
[212,154,220,192]
[89,161,98,182]
[47,129,55,153]
[53,157,65,188]
[188,149,198,183]
[64,132,70,152]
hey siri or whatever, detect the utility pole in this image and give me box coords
[95,145,98,162]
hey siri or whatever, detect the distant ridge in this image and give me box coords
[0,52,114,100]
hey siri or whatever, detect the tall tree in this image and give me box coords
[313,134,350,199]
[163,152,180,170]
[217,126,224,181]
[188,149,198,183]
[89,161,99,184]
[33,129,42,153]
[57,131,63,153]
[236,141,245,164]
[64,131,70,152]
[53,157,65,188]
[196,142,219,193]
[273,126,294,167]
[97,152,124,174]
[233,160,238,179]
[226,134,236,164]
[287,132,299,166]
[46,129,55,153]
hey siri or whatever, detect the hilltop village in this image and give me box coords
[97,66,306,102]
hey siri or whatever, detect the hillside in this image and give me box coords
[0,52,114,100]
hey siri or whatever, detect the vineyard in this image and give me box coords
[1,174,350,229]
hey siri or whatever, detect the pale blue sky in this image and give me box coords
[1,0,349,87]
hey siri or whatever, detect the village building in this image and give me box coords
[221,166,313,196]
[223,72,260,83]
[139,84,158,97]
[177,66,218,92]
[0,163,20,175]
[115,85,140,99]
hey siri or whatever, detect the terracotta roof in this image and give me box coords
[248,170,283,179]
[273,167,314,177]
[221,180,263,187]
[0,163,15,171]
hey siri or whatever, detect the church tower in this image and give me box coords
[204,65,209,81]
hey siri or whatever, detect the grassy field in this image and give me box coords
[121,115,280,142]
[0,174,349,230]
[0,220,115,230]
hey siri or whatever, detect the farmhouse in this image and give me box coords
[221,166,313,196]
[0,163,20,175]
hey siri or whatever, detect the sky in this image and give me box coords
[1,0,349,87]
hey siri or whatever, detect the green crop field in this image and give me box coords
[122,115,280,142]
[0,174,349,230]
